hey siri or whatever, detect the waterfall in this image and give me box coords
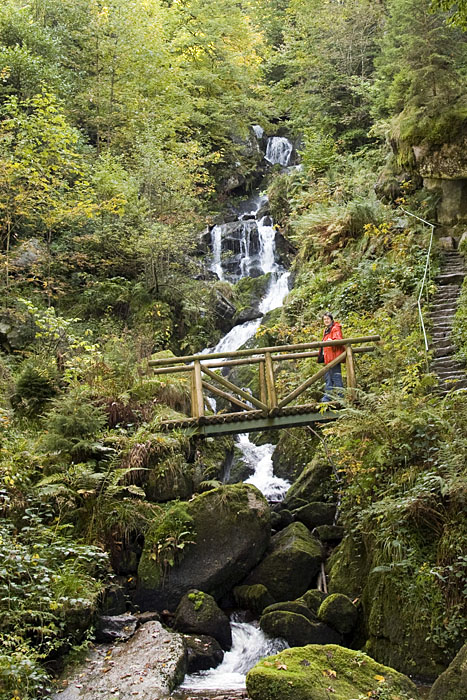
[179,615,288,693]
[265,136,293,167]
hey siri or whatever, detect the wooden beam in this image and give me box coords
[202,380,252,412]
[278,350,347,409]
[192,360,204,418]
[264,352,277,409]
[200,365,268,412]
[196,411,340,436]
[345,344,357,401]
[149,346,376,375]
[148,336,381,366]
[259,360,267,405]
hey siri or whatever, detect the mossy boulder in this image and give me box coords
[317,594,358,635]
[246,644,420,700]
[272,429,320,482]
[300,589,327,614]
[244,522,323,601]
[313,524,344,542]
[262,601,317,623]
[327,534,370,599]
[428,643,467,700]
[260,611,341,648]
[294,502,336,529]
[283,456,333,509]
[173,590,232,649]
[233,584,274,615]
[137,484,270,610]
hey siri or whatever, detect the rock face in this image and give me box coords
[246,644,420,700]
[173,590,232,649]
[317,594,358,635]
[52,621,186,700]
[244,522,323,601]
[293,502,336,529]
[428,643,467,700]
[137,484,270,610]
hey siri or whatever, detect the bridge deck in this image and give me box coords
[159,404,340,436]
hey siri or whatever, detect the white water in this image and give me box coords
[265,136,293,167]
[180,616,288,692]
[182,138,294,695]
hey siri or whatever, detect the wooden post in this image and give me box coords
[264,352,277,410]
[277,350,347,409]
[345,344,356,402]
[259,360,267,406]
[192,360,204,418]
[201,365,268,412]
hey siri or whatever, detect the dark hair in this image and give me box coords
[323,312,334,321]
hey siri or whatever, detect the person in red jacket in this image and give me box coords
[320,312,344,402]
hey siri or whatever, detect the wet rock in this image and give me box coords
[184,633,224,673]
[100,581,128,616]
[233,584,274,615]
[213,289,237,332]
[317,593,358,635]
[136,610,161,625]
[173,590,232,649]
[428,642,467,700]
[260,610,341,647]
[137,484,270,610]
[246,644,419,700]
[244,522,323,601]
[95,613,138,643]
[52,621,186,700]
[283,456,333,509]
[293,502,336,529]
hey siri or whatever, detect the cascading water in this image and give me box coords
[179,615,288,694]
[180,139,294,696]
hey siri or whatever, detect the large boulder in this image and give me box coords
[283,457,333,509]
[52,621,186,700]
[428,643,467,700]
[300,589,327,615]
[137,484,270,610]
[260,611,341,648]
[246,644,420,700]
[173,590,232,649]
[94,613,138,643]
[317,594,358,635]
[262,601,317,623]
[244,522,323,601]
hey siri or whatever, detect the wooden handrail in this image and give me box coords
[148,336,381,366]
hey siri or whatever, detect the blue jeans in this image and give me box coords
[323,365,344,402]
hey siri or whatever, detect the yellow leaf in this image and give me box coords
[374,675,385,682]
[263,661,274,667]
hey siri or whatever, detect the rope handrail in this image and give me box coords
[400,207,435,355]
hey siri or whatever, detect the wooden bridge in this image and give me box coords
[149,336,380,436]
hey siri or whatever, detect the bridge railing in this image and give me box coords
[148,336,380,420]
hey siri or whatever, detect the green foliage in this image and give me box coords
[144,500,195,581]
[13,360,57,416]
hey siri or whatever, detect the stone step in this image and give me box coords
[433,363,465,373]
[436,272,466,285]
[431,304,458,311]
[433,347,457,358]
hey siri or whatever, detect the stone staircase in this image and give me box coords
[430,249,467,394]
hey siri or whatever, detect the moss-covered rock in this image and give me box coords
[272,429,320,482]
[136,484,270,610]
[283,456,333,509]
[262,601,317,623]
[300,589,327,614]
[313,524,344,542]
[327,534,370,599]
[244,522,323,601]
[317,594,358,635]
[233,584,274,615]
[294,502,336,529]
[246,644,420,700]
[173,590,232,649]
[260,611,341,648]
[145,456,193,502]
[428,643,467,700]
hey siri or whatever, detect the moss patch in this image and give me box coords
[246,644,420,700]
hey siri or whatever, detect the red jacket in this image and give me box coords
[322,322,343,364]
